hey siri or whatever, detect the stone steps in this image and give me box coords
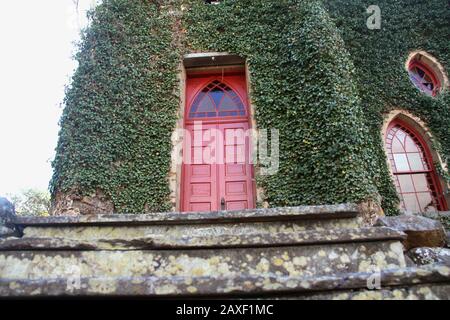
[1,265,449,299]
[0,227,403,250]
[1,203,449,299]
[16,204,363,241]
[0,227,406,281]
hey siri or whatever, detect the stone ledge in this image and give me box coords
[277,284,450,300]
[376,214,446,249]
[183,52,245,68]
[21,218,363,241]
[0,227,405,251]
[0,241,406,280]
[1,265,448,298]
[15,204,359,227]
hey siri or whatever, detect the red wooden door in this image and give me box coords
[182,73,255,212]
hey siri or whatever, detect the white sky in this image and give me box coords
[0,1,98,195]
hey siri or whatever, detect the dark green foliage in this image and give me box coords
[185,0,379,207]
[51,0,181,212]
[51,0,449,214]
[325,0,450,214]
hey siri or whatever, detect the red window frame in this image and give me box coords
[385,119,447,212]
[408,60,441,97]
[187,79,247,120]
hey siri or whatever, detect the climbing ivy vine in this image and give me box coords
[184,0,379,208]
[325,0,450,214]
[51,0,181,212]
[51,0,449,214]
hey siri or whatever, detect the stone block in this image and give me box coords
[375,215,446,250]
[408,247,450,266]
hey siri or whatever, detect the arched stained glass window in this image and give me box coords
[385,121,443,212]
[408,61,440,97]
[189,80,246,119]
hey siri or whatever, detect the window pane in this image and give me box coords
[416,192,435,212]
[402,194,420,212]
[412,174,430,192]
[219,94,239,111]
[408,153,425,171]
[417,68,425,78]
[197,95,216,113]
[398,174,415,193]
[209,88,224,107]
[396,129,406,142]
[393,154,410,171]
[405,136,419,152]
[392,137,404,153]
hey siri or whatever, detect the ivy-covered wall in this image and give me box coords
[50,0,181,213]
[50,0,449,215]
[324,0,450,213]
[184,0,378,208]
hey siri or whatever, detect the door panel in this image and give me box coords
[226,201,248,211]
[218,122,254,211]
[183,123,218,212]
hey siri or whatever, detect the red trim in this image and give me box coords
[408,60,441,96]
[387,118,448,211]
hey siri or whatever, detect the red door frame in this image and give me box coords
[386,118,448,211]
[180,70,256,212]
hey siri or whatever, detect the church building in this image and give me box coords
[1,0,450,299]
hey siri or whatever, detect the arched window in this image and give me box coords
[188,80,246,119]
[385,120,445,212]
[408,60,440,97]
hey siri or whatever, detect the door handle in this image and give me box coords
[221,197,226,211]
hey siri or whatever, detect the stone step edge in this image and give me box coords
[1,265,448,297]
[0,227,405,251]
[14,203,359,227]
